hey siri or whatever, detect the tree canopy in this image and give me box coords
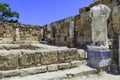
[0,2,19,23]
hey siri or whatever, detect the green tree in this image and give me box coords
[0,2,19,23]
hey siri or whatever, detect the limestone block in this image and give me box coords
[41,51,58,65]
[76,37,84,46]
[58,63,70,70]
[20,66,47,76]
[58,48,79,63]
[101,0,112,5]
[77,49,87,59]
[112,15,120,24]
[0,51,19,70]
[70,61,82,68]
[33,52,42,65]
[1,69,20,77]
[47,64,58,72]
[75,20,82,31]
[84,30,91,42]
[84,17,91,29]
[19,51,41,68]
[113,23,120,34]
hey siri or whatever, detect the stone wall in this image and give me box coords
[0,1,119,47]
[42,17,76,47]
[41,0,120,48]
[0,22,41,44]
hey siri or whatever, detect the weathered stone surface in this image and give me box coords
[0,51,19,70]
[0,72,2,79]
[70,61,82,68]
[79,7,87,13]
[112,5,120,34]
[41,51,58,65]
[1,69,20,77]
[77,49,87,59]
[58,48,79,63]
[111,63,118,73]
[80,11,91,43]
[58,63,70,70]
[47,64,58,72]
[112,23,120,34]
[0,22,40,44]
[19,51,41,68]
[20,66,47,76]
[101,0,112,5]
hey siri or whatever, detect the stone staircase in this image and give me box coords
[1,61,97,80]
[0,44,97,80]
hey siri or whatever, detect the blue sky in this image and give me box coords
[0,0,93,25]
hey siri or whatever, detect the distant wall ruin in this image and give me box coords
[41,0,120,48]
[0,22,41,44]
[0,0,120,47]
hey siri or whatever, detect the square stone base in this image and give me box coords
[87,49,112,68]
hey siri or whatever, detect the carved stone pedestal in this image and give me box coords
[87,46,112,68]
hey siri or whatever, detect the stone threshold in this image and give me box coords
[1,64,97,80]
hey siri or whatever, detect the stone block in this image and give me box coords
[70,61,82,68]
[0,51,19,70]
[20,66,47,76]
[47,64,58,72]
[19,51,41,68]
[33,52,42,65]
[83,30,91,42]
[87,50,112,68]
[101,0,112,5]
[41,51,58,65]
[1,69,20,77]
[112,15,120,24]
[77,49,87,59]
[58,63,70,70]
[113,23,120,34]
[58,48,79,63]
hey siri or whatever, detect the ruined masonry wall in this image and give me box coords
[0,0,120,47]
[0,22,41,44]
[41,0,120,48]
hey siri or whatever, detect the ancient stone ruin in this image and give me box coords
[0,44,83,77]
[0,22,41,44]
[0,0,120,79]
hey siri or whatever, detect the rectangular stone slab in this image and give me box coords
[0,51,19,70]
[41,51,58,65]
[57,48,80,63]
[19,51,41,68]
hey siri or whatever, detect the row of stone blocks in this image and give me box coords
[0,61,83,78]
[0,48,80,70]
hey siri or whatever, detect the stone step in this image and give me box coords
[0,60,85,78]
[1,65,97,80]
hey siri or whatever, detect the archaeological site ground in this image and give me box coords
[0,0,120,80]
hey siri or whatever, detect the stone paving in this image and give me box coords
[69,72,120,80]
[1,66,120,80]
[1,65,96,80]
